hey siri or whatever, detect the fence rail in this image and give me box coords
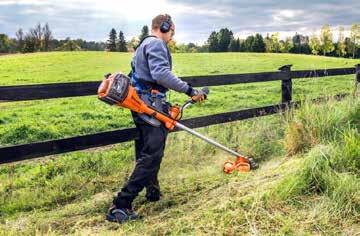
[0,67,356,102]
[0,64,359,164]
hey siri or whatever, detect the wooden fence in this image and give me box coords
[0,64,359,164]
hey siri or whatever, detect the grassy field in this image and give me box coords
[0,52,359,235]
[0,52,359,146]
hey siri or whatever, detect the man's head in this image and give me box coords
[151,14,175,43]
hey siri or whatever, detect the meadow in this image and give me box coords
[0,52,359,235]
[0,52,358,146]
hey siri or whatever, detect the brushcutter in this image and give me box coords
[97,73,257,173]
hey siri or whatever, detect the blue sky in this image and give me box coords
[0,0,359,44]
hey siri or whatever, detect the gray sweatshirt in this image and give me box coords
[131,36,190,94]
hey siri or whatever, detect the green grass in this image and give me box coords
[0,97,359,235]
[0,52,359,146]
[0,52,359,234]
[0,52,359,86]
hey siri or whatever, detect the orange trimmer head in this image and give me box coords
[223,156,258,173]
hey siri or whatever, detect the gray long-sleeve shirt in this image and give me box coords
[132,36,190,94]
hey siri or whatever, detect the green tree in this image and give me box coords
[23,33,36,53]
[270,33,280,53]
[58,38,81,51]
[139,25,149,42]
[280,37,293,53]
[292,33,301,53]
[309,33,321,55]
[264,34,272,52]
[107,28,117,52]
[228,38,239,52]
[320,24,334,56]
[336,26,346,57]
[244,35,255,52]
[217,28,233,52]
[128,37,140,51]
[207,31,219,52]
[42,23,53,51]
[252,34,266,52]
[15,28,24,52]
[350,24,360,58]
[0,34,11,53]
[168,40,177,53]
[118,31,128,52]
[30,23,43,51]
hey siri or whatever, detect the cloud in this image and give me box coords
[0,0,359,43]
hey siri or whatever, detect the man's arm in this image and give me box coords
[145,40,195,96]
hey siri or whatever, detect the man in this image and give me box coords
[107,14,205,223]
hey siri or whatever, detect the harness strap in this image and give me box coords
[131,35,167,95]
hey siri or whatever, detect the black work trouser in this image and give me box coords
[114,111,168,209]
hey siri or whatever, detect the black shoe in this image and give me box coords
[145,187,161,202]
[106,205,139,224]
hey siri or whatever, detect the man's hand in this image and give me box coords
[190,87,209,103]
[191,92,205,103]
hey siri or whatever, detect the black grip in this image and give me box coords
[201,86,210,95]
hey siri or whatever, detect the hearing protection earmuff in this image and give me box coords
[160,15,173,33]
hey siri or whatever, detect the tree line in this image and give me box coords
[0,23,106,53]
[204,24,360,58]
[1,23,359,58]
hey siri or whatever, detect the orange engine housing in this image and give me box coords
[98,73,178,130]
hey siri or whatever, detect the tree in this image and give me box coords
[292,33,301,53]
[118,31,127,52]
[217,28,233,52]
[280,37,293,53]
[128,37,140,51]
[350,24,360,58]
[320,24,334,56]
[228,38,239,52]
[42,23,53,51]
[336,26,346,57]
[244,35,255,52]
[270,33,280,53]
[57,38,81,51]
[0,34,11,53]
[264,34,272,52]
[309,33,321,55]
[15,28,24,52]
[235,39,241,52]
[252,34,266,52]
[23,33,36,53]
[139,25,149,42]
[291,33,310,54]
[168,40,177,53]
[207,31,219,52]
[107,28,117,52]
[30,23,43,51]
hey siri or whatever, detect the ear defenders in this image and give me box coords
[160,15,173,33]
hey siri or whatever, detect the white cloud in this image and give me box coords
[272,9,304,24]
[0,0,359,43]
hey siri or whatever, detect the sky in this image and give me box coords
[0,0,359,44]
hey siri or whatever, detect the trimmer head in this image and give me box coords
[223,156,258,173]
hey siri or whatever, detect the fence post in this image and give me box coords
[354,64,360,97]
[279,64,293,104]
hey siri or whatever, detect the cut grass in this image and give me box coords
[0,97,359,235]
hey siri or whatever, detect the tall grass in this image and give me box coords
[0,96,359,235]
[273,97,360,219]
